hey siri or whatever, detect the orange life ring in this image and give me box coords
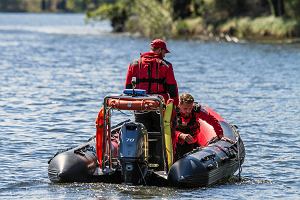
[106,97,161,111]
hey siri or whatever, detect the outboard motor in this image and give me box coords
[119,122,148,185]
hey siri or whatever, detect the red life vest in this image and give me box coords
[175,104,224,146]
[174,104,224,160]
[125,52,178,105]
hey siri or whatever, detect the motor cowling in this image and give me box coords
[119,122,148,185]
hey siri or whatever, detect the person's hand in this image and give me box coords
[179,133,194,144]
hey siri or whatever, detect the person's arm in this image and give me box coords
[165,63,179,106]
[198,111,223,138]
[125,63,134,89]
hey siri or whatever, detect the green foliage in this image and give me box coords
[23,0,42,12]
[87,0,132,32]
[172,17,205,38]
[173,20,189,37]
[86,3,113,20]
[0,0,41,12]
[252,16,299,38]
[0,0,89,12]
[88,0,174,37]
[86,0,300,40]
[66,0,86,12]
[285,0,300,18]
[126,0,173,38]
[219,16,300,39]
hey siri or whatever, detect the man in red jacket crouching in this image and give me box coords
[174,93,223,161]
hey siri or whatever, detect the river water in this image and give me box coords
[0,13,299,199]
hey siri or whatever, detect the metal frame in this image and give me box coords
[101,95,167,173]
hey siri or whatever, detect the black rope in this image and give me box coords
[137,162,147,185]
[236,135,242,181]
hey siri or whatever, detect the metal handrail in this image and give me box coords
[101,94,167,173]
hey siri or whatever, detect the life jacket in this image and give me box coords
[176,103,202,138]
[174,103,202,160]
[129,52,171,99]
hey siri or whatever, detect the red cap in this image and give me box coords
[150,39,170,53]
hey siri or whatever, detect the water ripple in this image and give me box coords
[0,13,300,199]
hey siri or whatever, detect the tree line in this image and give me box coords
[87,0,300,41]
[0,0,102,12]
[1,0,299,41]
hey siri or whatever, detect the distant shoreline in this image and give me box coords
[85,1,300,44]
[1,12,299,44]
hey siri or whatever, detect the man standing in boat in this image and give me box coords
[125,39,179,132]
[174,93,223,161]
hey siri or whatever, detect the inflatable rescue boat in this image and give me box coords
[48,90,245,187]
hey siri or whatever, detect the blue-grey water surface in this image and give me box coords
[0,13,299,199]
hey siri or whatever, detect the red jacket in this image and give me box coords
[174,105,223,147]
[125,52,179,106]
